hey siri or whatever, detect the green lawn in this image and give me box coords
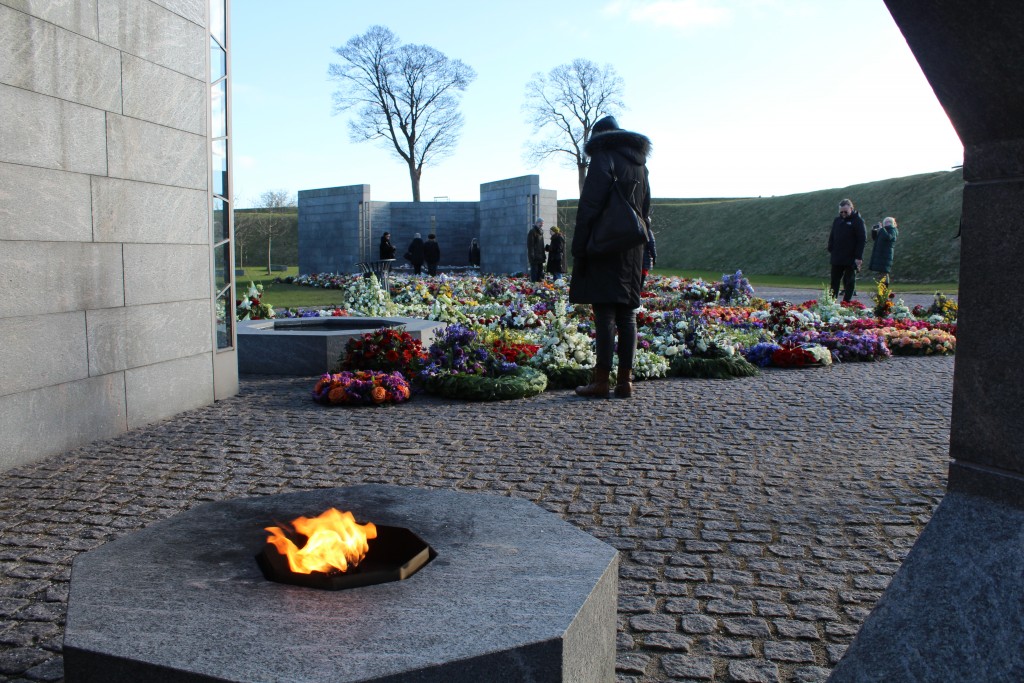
[235,265,956,311]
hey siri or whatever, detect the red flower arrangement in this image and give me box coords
[491,338,540,364]
[770,345,820,368]
[339,327,427,374]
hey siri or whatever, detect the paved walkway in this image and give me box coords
[0,356,953,682]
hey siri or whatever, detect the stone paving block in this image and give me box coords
[661,654,715,680]
[727,658,780,683]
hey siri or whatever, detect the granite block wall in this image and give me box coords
[0,0,225,472]
[298,177,556,275]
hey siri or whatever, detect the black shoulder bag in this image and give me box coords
[586,157,649,256]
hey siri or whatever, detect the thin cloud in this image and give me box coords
[601,0,733,30]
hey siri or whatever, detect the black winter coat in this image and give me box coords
[569,129,652,307]
[379,236,397,260]
[406,238,425,266]
[827,211,866,266]
[424,239,441,264]
[546,233,567,274]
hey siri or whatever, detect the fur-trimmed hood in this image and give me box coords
[584,129,652,165]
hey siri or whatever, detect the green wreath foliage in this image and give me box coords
[668,355,760,379]
[422,366,548,401]
[541,366,592,390]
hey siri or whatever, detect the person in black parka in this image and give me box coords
[405,233,425,275]
[569,115,652,399]
[545,226,567,280]
[827,198,866,302]
[423,233,441,276]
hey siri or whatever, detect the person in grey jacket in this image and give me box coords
[569,115,652,399]
[869,217,899,284]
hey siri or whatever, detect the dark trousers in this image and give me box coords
[529,262,544,282]
[593,303,637,372]
[830,265,857,302]
[426,262,438,276]
[412,263,423,275]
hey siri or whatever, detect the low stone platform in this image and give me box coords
[63,485,619,682]
[237,316,446,375]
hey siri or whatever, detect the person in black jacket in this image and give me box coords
[423,233,441,276]
[569,115,651,399]
[379,232,397,260]
[827,198,866,303]
[405,233,425,275]
[468,238,481,268]
[545,226,566,280]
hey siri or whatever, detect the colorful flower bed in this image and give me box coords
[267,270,957,404]
[311,370,411,406]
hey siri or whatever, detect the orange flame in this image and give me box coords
[265,508,377,574]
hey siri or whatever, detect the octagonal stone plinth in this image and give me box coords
[63,485,619,682]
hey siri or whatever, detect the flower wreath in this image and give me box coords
[421,366,548,401]
[312,370,411,406]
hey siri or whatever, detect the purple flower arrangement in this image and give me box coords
[418,324,518,381]
[781,330,891,362]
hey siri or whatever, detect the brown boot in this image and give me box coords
[614,367,633,399]
[575,368,610,398]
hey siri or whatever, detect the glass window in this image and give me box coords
[211,0,226,48]
[211,38,226,82]
[213,198,227,243]
[212,138,227,198]
[211,79,226,138]
[214,242,230,292]
[216,293,231,349]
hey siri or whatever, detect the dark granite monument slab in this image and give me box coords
[63,485,618,682]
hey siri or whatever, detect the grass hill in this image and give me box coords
[557,169,963,283]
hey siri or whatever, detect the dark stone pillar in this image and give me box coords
[829,2,1024,680]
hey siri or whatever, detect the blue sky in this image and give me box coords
[230,0,963,207]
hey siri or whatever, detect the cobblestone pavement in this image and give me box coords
[0,356,953,682]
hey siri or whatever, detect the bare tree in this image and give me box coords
[329,25,476,202]
[522,59,625,195]
[250,190,296,274]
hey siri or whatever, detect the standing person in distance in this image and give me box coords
[468,238,481,268]
[869,217,899,285]
[423,233,441,276]
[569,115,652,399]
[527,218,546,282]
[827,198,866,303]
[545,226,567,280]
[379,231,397,260]
[405,233,425,275]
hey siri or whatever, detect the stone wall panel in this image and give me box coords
[123,244,209,306]
[0,5,121,112]
[87,299,212,376]
[0,312,88,397]
[0,83,107,174]
[98,0,205,80]
[0,374,127,472]
[125,353,213,429]
[0,163,92,241]
[106,114,207,190]
[92,176,209,244]
[121,53,205,134]
[1,241,124,318]
[0,0,99,40]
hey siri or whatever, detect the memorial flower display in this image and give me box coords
[236,282,275,320]
[263,269,954,396]
[311,370,411,406]
[338,327,428,374]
